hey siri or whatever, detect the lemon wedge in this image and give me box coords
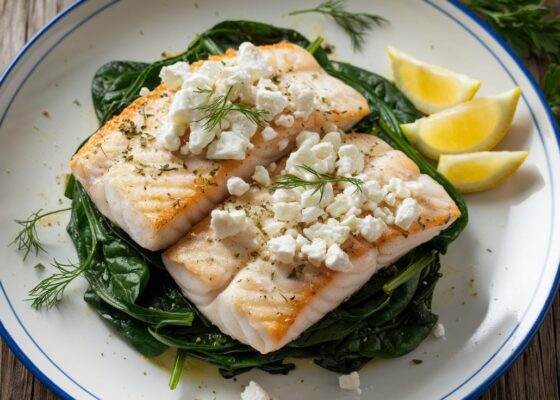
[437,151,528,193]
[387,46,481,114]
[401,87,521,160]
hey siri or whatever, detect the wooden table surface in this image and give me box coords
[1,1,559,399]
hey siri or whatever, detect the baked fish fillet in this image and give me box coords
[162,133,461,354]
[70,42,369,250]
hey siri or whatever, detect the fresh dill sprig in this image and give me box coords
[195,86,267,131]
[27,258,91,309]
[289,0,387,50]
[274,164,363,199]
[10,208,71,261]
[464,0,560,62]
[543,63,560,122]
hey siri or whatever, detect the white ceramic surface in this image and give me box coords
[1,1,559,399]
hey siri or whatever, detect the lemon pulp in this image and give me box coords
[437,151,528,193]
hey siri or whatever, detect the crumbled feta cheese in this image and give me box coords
[359,215,386,242]
[433,322,446,339]
[386,177,411,199]
[256,88,288,120]
[188,120,219,154]
[241,380,271,400]
[288,80,315,118]
[374,206,395,225]
[206,131,252,160]
[395,198,419,230]
[169,85,208,125]
[339,371,360,391]
[210,209,246,239]
[301,206,325,223]
[227,110,258,138]
[326,194,354,218]
[364,180,384,203]
[272,188,301,203]
[237,42,273,81]
[325,244,353,271]
[227,177,250,196]
[252,166,271,187]
[273,202,301,222]
[322,131,342,151]
[275,114,295,127]
[267,234,297,264]
[311,142,336,173]
[277,138,289,151]
[157,123,186,151]
[262,219,287,237]
[384,191,398,207]
[336,144,365,176]
[222,66,252,100]
[261,126,278,141]
[301,238,327,266]
[196,61,224,83]
[340,214,360,231]
[159,61,190,90]
[296,130,320,148]
[300,183,333,208]
[139,87,150,96]
[303,220,350,247]
[286,145,329,176]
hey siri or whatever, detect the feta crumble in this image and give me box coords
[261,126,278,141]
[252,165,271,187]
[325,244,354,271]
[159,61,190,90]
[339,371,361,391]
[275,114,295,128]
[277,138,289,151]
[206,131,252,160]
[227,177,250,197]
[395,198,419,230]
[139,87,150,96]
[241,380,271,400]
[157,123,186,151]
[301,238,327,266]
[273,202,301,222]
[359,215,386,242]
[433,322,446,339]
[210,209,246,239]
[268,234,297,264]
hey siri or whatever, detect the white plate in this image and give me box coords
[1,1,559,399]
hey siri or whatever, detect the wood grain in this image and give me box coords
[0,1,559,399]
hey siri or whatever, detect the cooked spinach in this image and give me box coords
[62,19,467,381]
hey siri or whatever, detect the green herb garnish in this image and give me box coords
[543,63,560,122]
[28,258,92,309]
[10,208,71,261]
[195,86,267,132]
[289,0,386,50]
[464,0,560,62]
[273,164,363,199]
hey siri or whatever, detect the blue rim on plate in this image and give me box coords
[0,1,559,399]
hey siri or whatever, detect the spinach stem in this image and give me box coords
[169,349,187,390]
[306,36,324,54]
[382,252,436,294]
